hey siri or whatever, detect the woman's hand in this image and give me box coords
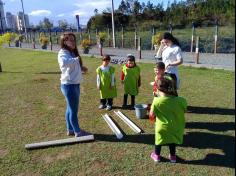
[81,66,88,73]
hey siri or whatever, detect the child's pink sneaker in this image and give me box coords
[169,155,176,163]
[150,152,161,162]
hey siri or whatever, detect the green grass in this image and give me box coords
[0,48,235,176]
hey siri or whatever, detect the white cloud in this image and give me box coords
[29,10,52,17]
[73,0,111,18]
[57,13,65,17]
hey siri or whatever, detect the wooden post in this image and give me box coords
[134,27,137,50]
[0,62,2,72]
[151,26,155,50]
[49,29,52,51]
[191,22,195,53]
[195,36,200,64]
[169,23,173,34]
[88,29,91,41]
[107,27,110,47]
[121,26,124,48]
[138,37,141,60]
[214,21,218,54]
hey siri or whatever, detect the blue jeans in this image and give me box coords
[61,84,81,133]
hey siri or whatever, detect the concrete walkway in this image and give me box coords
[12,43,235,71]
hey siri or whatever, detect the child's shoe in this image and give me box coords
[99,104,106,109]
[169,155,177,163]
[106,105,112,111]
[150,152,161,162]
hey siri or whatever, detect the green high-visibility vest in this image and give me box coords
[96,66,117,99]
[122,65,140,96]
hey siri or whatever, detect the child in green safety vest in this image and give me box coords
[120,54,141,109]
[149,77,187,163]
[96,55,117,111]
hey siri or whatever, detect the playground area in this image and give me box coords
[0,48,235,175]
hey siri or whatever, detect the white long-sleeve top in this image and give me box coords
[97,65,115,87]
[58,49,83,85]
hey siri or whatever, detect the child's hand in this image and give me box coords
[82,66,88,74]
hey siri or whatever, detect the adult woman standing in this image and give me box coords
[58,32,90,137]
[155,32,183,89]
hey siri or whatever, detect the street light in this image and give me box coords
[111,0,116,48]
[20,0,27,37]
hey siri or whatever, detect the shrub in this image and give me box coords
[152,32,164,48]
[80,39,92,50]
[39,33,49,46]
[97,32,106,45]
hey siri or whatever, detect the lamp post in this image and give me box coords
[111,0,116,48]
[20,0,27,38]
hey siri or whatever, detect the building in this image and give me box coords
[6,12,17,30]
[0,0,7,32]
[16,11,29,31]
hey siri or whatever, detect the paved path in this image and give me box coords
[14,43,235,71]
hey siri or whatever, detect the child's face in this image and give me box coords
[103,59,110,66]
[127,60,135,67]
[154,68,165,76]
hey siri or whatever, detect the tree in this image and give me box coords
[58,20,68,31]
[94,9,98,15]
[118,0,128,14]
[39,18,53,30]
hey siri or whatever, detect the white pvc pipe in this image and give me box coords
[25,135,94,150]
[114,111,142,134]
[102,114,123,139]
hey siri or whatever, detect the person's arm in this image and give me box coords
[120,70,125,81]
[97,74,100,90]
[165,47,183,68]
[149,109,156,123]
[58,50,78,67]
[138,75,141,87]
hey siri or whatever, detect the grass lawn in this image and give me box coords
[0,48,235,176]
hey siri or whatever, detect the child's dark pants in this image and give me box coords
[155,143,176,156]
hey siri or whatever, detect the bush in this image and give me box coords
[80,39,92,49]
[39,33,49,46]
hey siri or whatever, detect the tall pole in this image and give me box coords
[20,0,27,37]
[111,0,116,48]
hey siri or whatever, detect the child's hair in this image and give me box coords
[127,54,136,66]
[155,61,165,70]
[157,76,178,96]
[102,55,111,61]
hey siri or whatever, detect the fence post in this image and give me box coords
[88,29,91,41]
[138,37,141,60]
[214,20,218,54]
[151,26,155,50]
[121,26,124,48]
[0,62,2,72]
[195,36,200,64]
[169,23,173,34]
[191,22,195,53]
[134,27,137,50]
[49,29,52,51]
[32,31,35,49]
[107,26,110,47]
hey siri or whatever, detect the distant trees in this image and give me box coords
[87,0,235,30]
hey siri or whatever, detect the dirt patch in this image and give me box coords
[0,148,8,158]
[42,150,73,164]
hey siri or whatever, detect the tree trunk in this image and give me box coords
[0,62,2,72]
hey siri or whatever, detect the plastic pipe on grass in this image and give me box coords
[25,135,94,150]
[102,114,123,139]
[114,111,142,134]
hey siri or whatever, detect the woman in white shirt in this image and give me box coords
[156,32,183,89]
[58,32,91,137]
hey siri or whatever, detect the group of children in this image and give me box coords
[96,54,140,111]
[96,54,187,163]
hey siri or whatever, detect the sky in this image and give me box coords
[3,0,179,26]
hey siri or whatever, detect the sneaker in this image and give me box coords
[122,104,128,109]
[99,104,106,109]
[150,152,161,162]
[67,130,74,136]
[106,105,112,111]
[169,155,177,163]
[75,130,91,137]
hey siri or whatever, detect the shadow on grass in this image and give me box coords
[95,131,235,168]
[187,106,235,115]
[35,71,61,74]
[186,122,235,132]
